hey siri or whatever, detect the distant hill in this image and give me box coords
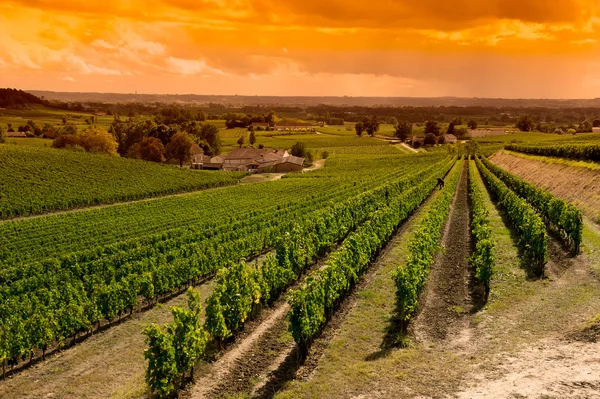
[26,90,600,108]
[0,88,49,108]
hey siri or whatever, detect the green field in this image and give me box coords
[0,104,114,132]
[0,143,246,218]
[2,109,600,399]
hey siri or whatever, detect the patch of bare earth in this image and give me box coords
[185,176,441,399]
[412,161,476,347]
[455,340,600,399]
[489,151,600,224]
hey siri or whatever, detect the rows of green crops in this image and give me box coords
[0,150,445,373]
[0,144,246,219]
[141,155,453,396]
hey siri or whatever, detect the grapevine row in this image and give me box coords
[0,154,444,375]
[286,158,457,355]
[142,156,454,396]
[468,160,495,300]
[480,156,582,254]
[475,156,548,276]
[505,143,600,162]
[393,160,461,324]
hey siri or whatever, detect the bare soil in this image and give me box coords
[273,160,600,399]
[185,175,442,399]
[412,161,475,344]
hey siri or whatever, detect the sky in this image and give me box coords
[1,0,599,98]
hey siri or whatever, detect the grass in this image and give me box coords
[0,104,114,132]
[504,149,600,171]
[275,160,600,399]
[0,144,246,218]
[0,281,217,399]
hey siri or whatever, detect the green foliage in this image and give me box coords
[394,121,412,142]
[143,288,207,397]
[143,324,178,398]
[516,115,535,132]
[0,125,6,144]
[355,122,364,137]
[475,157,548,276]
[288,157,457,354]
[167,289,207,378]
[424,120,440,136]
[0,145,244,219]
[0,151,448,373]
[468,161,495,299]
[505,143,600,162]
[393,162,461,322]
[480,156,582,254]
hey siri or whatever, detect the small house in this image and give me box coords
[445,134,458,144]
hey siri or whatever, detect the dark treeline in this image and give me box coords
[0,89,50,108]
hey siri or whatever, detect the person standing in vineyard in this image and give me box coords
[437,177,445,189]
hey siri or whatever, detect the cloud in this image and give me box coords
[165,57,225,75]
[61,75,76,81]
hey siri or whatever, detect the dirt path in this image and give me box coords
[188,304,291,398]
[273,160,600,399]
[185,175,445,399]
[412,160,473,344]
[455,339,600,399]
[303,159,326,172]
[400,143,418,153]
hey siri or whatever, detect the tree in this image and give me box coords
[394,121,412,142]
[447,122,455,135]
[290,142,308,158]
[424,133,437,145]
[364,116,379,136]
[593,119,600,128]
[468,119,478,130]
[249,129,256,146]
[455,127,468,139]
[389,117,398,126]
[60,122,78,136]
[424,120,440,136]
[578,120,593,133]
[237,135,245,148]
[437,135,447,144]
[166,132,193,167]
[139,137,165,162]
[79,127,119,156]
[0,125,6,144]
[355,122,364,137]
[516,115,535,132]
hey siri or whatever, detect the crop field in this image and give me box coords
[0,104,114,132]
[0,144,246,219]
[1,131,600,399]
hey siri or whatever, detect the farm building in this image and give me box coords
[593,127,600,133]
[7,131,27,138]
[222,148,304,172]
[273,122,315,131]
[445,134,458,144]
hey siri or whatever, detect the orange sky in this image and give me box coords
[1,0,599,97]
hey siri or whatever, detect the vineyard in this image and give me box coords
[0,144,245,219]
[505,142,600,162]
[2,134,600,399]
